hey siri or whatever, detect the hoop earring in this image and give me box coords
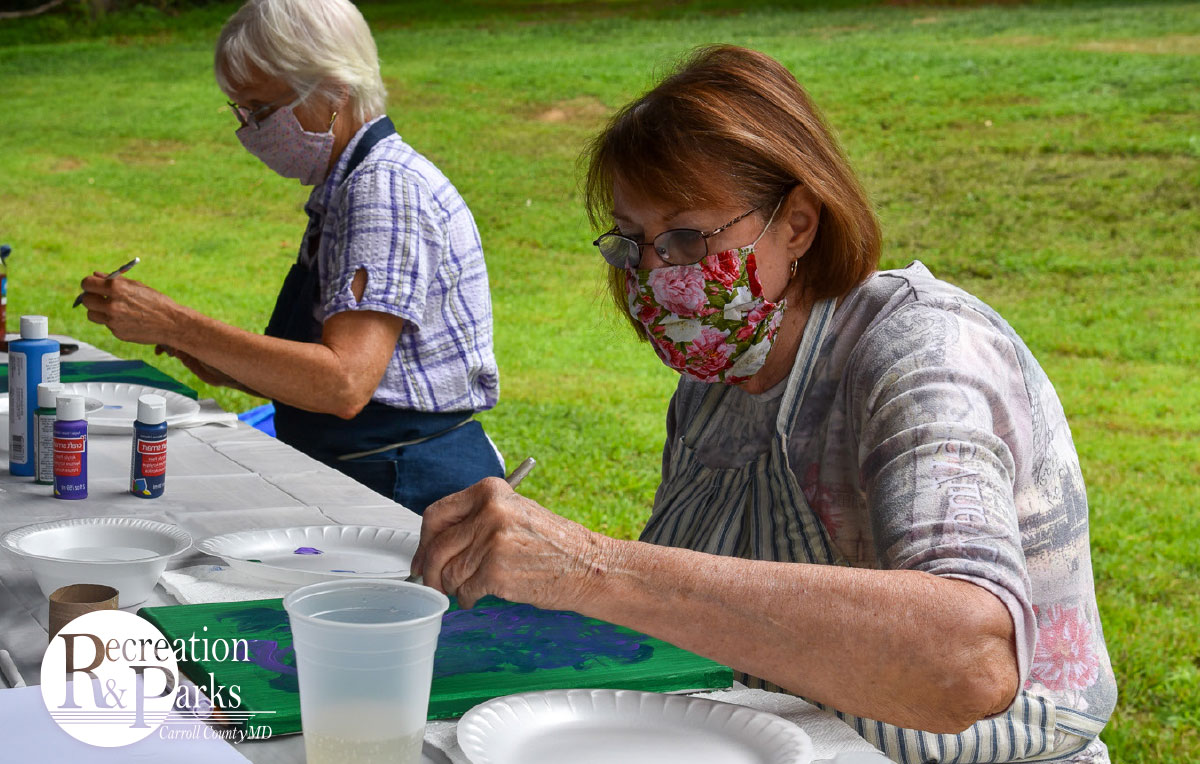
[789,258,800,280]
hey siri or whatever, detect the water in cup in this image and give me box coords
[283,579,449,764]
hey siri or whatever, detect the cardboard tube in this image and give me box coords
[48,584,119,641]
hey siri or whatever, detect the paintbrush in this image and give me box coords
[505,457,537,490]
[72,256,140,308]
[0,649,26,688]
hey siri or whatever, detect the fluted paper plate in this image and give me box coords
[197,525,418,585]
[458,689,814,764]
[60,381,199,433]
[0,392,103,416]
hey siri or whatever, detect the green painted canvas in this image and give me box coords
[0,359,198,398]
[138,595,732,735]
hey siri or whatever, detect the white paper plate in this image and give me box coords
[59,381,199,433]
[0,393,102,416]
[1,517,192,606]
[458,689,814,764]
[197,525,419,585]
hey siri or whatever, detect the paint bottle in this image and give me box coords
[53,395,87,500]
[0,244,10,351]
[130,394,167,498]
[8,315,60,476]
[34,382,64,485]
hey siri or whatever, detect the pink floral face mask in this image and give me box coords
[236,99,336,186]
[626,244,786,385]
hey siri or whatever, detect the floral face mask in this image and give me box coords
[626,243,786,385]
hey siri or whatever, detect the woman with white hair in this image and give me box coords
[79,0,504,513]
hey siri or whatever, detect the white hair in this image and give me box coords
[214,0,387,123]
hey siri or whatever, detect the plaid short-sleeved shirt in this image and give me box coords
[300,116,499,413]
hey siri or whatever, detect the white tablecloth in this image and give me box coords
[1,337,420,762]
[1,338,881,763]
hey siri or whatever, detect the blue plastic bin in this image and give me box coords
[238,402,276,438]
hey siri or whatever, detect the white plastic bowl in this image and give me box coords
[1,517,191,606]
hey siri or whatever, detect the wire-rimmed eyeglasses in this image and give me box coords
[227,94,295,130]
[593,205,765,269]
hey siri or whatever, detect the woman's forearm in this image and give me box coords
[166,305,397,418]
[414,481,1020,734]
[585,537,1019,734]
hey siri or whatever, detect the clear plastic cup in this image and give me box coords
[283,579,450,764]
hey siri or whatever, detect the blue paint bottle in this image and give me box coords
[9,315,60,476]
[130,394,167,498]
[53,395,87,500]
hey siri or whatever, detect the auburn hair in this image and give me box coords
[584,45,881,337]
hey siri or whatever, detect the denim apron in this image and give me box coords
[264,116,503,514]
[640,297,1074,763]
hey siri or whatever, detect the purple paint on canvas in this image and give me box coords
[294,547,322,555]
[244,639,297,676]
[432,599,653,679]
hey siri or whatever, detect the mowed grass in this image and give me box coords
[1,1,1197,758]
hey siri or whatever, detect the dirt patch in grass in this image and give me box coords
[973,33,1054,47]
[116,139,188,166]
[50,157,87,172]
[815,23,876,38]
[1074,35,1200,56]
[970,33,1199,56]
[885,0,1028,6]
[533,96,610,125]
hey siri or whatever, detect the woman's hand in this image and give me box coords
[155,345,240,388]
[79,271,185,346]
[413,477,610,610]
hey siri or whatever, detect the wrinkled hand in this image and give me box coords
[155,345,238,388]
[412,477,610,610]
[79,271,183,346]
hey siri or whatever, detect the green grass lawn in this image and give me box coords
[1,0,1197,758]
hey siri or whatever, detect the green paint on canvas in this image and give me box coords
[0,359,197,398]
[139,595,731,735]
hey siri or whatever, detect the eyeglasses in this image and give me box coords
[593,205,764,269]
[227,94,295,130]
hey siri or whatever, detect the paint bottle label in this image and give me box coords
[130,432,167,498]
[9,351,26,463]
[53,414,88,500]
[0,273,7,350]
[35,410,57,484]
[130,394,167,498]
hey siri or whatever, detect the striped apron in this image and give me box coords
[640,298,1103,763]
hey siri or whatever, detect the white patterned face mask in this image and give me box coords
[236,99,336,186]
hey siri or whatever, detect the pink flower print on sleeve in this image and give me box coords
[801,462,843,536]
[1031,604,1100,691]
[648,266,708,317]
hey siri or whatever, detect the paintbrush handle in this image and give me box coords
[505,457,536,490]
[0,649,26,688]
[73,257,141,307]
